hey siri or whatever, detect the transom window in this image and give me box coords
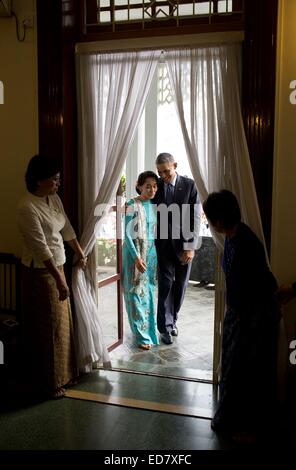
[82,0,244,35]
[97,0,233,24]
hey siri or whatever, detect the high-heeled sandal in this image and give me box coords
[65,377,79,388]
[51,387,65,399]
[138,344,151,350]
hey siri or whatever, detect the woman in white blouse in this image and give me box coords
[18,154,87,399]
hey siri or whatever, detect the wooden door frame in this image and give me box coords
[37,0,278,253]
[36,0,278,374]
[98,201,124,352]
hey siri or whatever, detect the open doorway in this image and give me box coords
[97,63,217,381]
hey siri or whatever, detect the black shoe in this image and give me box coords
[160,332,173,345]
[171,327,178,337]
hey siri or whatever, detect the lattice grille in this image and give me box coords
[82,0,243,36]
[158,62,190,105]
[96,0,234,24]
[158,63,173,105]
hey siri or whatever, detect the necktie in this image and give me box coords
[166,183,174,206]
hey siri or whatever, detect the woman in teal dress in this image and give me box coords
[122,171,159,350]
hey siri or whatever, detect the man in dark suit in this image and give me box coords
[153,153,201,345]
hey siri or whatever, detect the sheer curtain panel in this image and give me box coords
[165,44,265,251]
[73,50,161,370]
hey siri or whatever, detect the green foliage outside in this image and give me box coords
[97,239,117,267]
[96,174,125,267]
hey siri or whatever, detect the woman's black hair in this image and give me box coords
[136,171,159,194]
[25,154,61,193]
[202,189,241,229]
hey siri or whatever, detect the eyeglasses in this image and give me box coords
[49,175,62,183]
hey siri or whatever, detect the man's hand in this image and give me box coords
[181,249,195,265]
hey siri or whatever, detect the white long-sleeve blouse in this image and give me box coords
[18,192,76,268]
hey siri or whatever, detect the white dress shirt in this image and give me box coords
[18,192,76,268]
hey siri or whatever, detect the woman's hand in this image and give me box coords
[66,239,88,270]
[275,284,296,305]
[56,278,70,301]
[135,257,147,273]
[73,256,88,270]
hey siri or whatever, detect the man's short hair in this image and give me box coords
[155,153,175,165]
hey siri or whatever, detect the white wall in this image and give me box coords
[272,0,296,339]
[0,0,38,256]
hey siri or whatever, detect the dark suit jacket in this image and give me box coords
[153,174,200,258]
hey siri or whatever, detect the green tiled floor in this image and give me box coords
[73,369,215,415]
[0,368,293,450]
[0,369,227,450]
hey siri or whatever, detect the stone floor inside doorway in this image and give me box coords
[108,282,215,381]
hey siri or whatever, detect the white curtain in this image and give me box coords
[165,44,266,252]
[73,50,161,370]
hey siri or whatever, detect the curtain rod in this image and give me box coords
[75,31,244,55]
